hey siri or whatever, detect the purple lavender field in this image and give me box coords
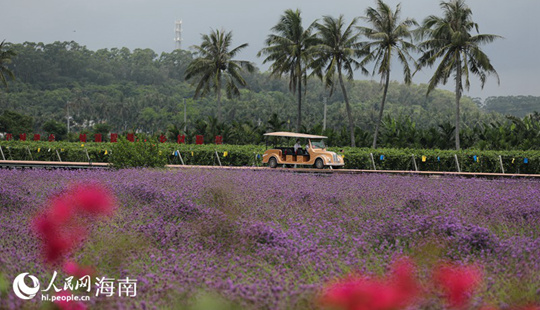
[1,168,539,309]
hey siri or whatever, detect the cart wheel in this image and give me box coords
[315,158,324,169]
[269,157,278,168]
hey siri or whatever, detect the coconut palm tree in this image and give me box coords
[417,0,500,150]
[267,112,286,132]
[312,15,367,147]
[0,40,16,90]
[258,9,318,132]
[185,29,254,122]
[358,0,418,149]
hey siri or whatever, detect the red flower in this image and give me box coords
[63,261,95,278]
[33,214,57,240]
[48,197,75,225]
[70,183,115,216]
[33,215,78,264]
[32,182,116,264]
[510,306,540,310]
[44,235,76,263]
[433,263,482,308]
[320,258,420,310]
[390,258,420,303]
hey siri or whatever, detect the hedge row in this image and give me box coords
[0,141,265,168]
[0,140,538,174]
[340,147,537,175]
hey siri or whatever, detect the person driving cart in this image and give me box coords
[294,139,302,155]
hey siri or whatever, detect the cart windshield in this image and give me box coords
[311,140,326,149]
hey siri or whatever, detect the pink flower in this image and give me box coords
[48,197,75,225]
[33,215,78,264]
[390,258,419,302]
[33,214,56,240]
[320,258,420,310]
[63,261,95,278]
[510,306,540,310]
[433,263,482,308]
[32,182,116,264]
[70,183,115,216]
[44,235,76,264]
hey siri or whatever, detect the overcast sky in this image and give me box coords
[2,0,539,99]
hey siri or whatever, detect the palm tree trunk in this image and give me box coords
[297,75,302,132]
[217,75,222,123]
[338,68,356,147]
[455,58,462,150]
[372,72,390,149]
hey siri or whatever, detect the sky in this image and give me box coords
[2,0,539,100]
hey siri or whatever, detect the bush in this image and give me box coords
[109,137,167,169]
[43,120,68,141]
[0,140,110,162]
[1,140,539,174]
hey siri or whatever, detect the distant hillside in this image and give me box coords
[1,41,503,134]
[484,96,540,118]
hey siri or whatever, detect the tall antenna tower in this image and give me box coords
[174,20,183,50]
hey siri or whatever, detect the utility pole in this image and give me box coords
[183,98,187,133]
[323,97,327,131]
[66,101,70,133]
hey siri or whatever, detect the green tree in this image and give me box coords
[267,112,286,132]
[93,123,112,139]
[158,49,193,81]
[185,29,254,122]
[312,15,366,147]
[0,110,33,134]
[43,120,67,140]
[258,9,318,132]
[0,40,16,90]
[417,0,500,150]
[358,0,417,148]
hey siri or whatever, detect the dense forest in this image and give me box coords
[483,96,540,118]
[0,41,539,149]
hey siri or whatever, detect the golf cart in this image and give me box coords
[262,131,344,169]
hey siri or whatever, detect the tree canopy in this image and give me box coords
[417,0,500,149]
[0,40,16,90]
[358,0,417,148]
[0,2,513,149]
[185,29,254,122]
[258,9,318,132]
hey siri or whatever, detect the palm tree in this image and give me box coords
[258,9,318,132]
[417,0,500,150]
[358,0,417,148]
[267,112,286,132]
[0,40,16,90]
[185,29,254,122]
[312,15,367,147]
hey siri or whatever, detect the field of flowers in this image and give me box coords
[0,168,539,309]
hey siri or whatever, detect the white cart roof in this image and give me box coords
[263,132,327,139]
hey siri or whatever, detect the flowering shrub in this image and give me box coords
[320,258,419,310]
[3,139,540,173]
[33,182,115,264]
[433,263,483,308]
[31,181,116,309]
[109,137,167,168]
[1,169,539,309]
[321,260,539,310]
